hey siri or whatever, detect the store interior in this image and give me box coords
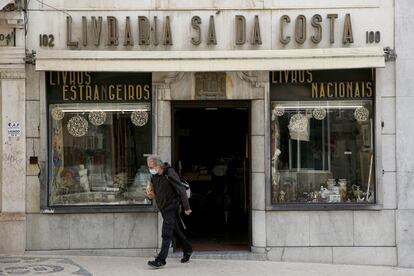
[173,105,250,251]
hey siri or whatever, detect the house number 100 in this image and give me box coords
[366,31,380,44]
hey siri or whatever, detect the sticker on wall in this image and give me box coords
[7,121,21,137]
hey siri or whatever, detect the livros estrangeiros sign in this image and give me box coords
[63,13,356,48]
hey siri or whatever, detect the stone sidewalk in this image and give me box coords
[1,255,414,276]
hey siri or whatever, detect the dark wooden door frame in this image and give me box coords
[171,100,253,248]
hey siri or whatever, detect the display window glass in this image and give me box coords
[46,72,153,207]
[270,69,375,205]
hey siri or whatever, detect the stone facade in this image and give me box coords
[0,0,26,254]
[395,0,414,268]
[0,0,412,268]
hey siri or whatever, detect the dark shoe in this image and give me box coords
[181,251,193,263]
[147,258,166,268]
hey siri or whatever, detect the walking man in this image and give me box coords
[146,155,193,268]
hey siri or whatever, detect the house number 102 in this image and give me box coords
[39,34,55,47]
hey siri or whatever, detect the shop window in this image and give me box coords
[46,72,152,207]
[270,69,375,205]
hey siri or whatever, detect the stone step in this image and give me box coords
[170,251,267,261]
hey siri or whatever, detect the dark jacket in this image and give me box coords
[151,164,190,212]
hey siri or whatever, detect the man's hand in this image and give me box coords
[184,209,192,215]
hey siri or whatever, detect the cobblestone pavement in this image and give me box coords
[1,255,414,276]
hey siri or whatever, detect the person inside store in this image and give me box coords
[146,155,193,268]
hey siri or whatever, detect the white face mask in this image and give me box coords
[149,168,158,175]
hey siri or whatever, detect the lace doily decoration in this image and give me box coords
[51,107,64,121]
[67,115,89,137]
[88,111,107,126]
[354,107,369,122]
[131,111,149,127]
[288,113,308,133]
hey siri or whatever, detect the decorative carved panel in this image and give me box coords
[195,72,226,99]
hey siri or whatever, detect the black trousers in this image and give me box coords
[158,203,192,261]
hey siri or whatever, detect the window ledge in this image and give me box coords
[265,203,383,211]
[40,205,158,214]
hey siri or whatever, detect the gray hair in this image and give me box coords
[146,155,164,167]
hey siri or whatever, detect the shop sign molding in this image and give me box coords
[36,47,385,72]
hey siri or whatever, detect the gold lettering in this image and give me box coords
[354,82,360,97]
[291,71,297,83]
[207,15,217,45]
[124,16,134,46]
[163,16,173,45]
[78,85,84,100]
[312,83,318,98]
[136,85,142,99]
[62,72,68,85]
[271,72,277,83]
[191,16,202,45]
[153,16,159,46]
[107,16,119,46]
[49,72,56,85]
[280,15,291,44]
[109,85,115,100]
[85,85,92,100]
[343,13,354,44]
[295,15,306,44]
[235,15,246,45]
[94,85,100,100]
[327,14,338,44]
[252,15,262,45]
[76,72,83,84]
[128,85,135,100]
[116,84,122,100]
[85,72,91,85]
[311,14,322,44]
[327,82,333,97]
[66,16,79,47]
[82,16,87,46]
[298,71,305,83]
[91,16,103,46]
[284,71,289,83]
[319,83,325,98]
[70,85,77,100]
[339,82,345,97]
[62,85,69,100]
[366,82,373,97]
[306,70,313,83]
[138,16,150,45]
[70,72,76,85]
[144,84,150,99]
[346,82,353,97]
[361,81,365,97]
[101,85,107,100]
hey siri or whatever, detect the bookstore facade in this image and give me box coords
[3,0,413,268]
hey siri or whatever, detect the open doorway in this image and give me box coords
[172,101,251,251]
